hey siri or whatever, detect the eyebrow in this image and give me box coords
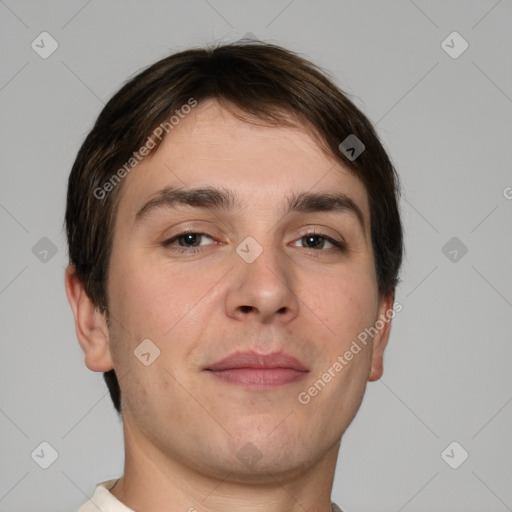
[134,186,366,232]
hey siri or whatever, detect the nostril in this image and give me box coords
[241,305,254,313]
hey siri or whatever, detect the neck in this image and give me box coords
[110,417,341,512]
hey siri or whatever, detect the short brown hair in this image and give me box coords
[65,40,403,414]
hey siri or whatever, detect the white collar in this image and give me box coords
[77,479,344,512]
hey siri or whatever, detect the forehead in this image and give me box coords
[117,99,370,226]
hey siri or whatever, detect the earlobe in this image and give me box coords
[368,360,384,382]
[368,292,395,382]
[64,264,114,372]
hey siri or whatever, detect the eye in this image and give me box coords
[161,230,346,255]
[292,232,345,252]
[162,231,216,253]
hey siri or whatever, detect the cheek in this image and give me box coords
[311,266,379,338]
[109,254,199,336]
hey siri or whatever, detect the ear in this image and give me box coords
[64,264,114,372]
[368,291,396,382]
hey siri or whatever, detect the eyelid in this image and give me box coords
[293,230,346,251]
[295,225,347,246]
[160,223,220,243]
[296,225,345,242]
[161,229,217,248]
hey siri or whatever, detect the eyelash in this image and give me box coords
[161,229,346,255]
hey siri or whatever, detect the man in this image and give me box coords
[65,40,403,512]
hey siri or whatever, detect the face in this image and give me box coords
[69,99,393,482]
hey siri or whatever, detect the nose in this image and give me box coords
[225,238,299,324]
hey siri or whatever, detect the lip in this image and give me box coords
[204,350,309,388]
[205,350,309,372]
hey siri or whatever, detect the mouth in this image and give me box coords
[204,350,309,388]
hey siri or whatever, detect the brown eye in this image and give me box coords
[162,232,216,253]
[175,233,202,247]
[292,233,345,251]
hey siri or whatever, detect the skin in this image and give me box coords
[65,99,394,512]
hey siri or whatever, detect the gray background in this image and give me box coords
[1,1,511,511]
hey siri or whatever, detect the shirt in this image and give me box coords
[76,479,131,512]
[76,479,344,512]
